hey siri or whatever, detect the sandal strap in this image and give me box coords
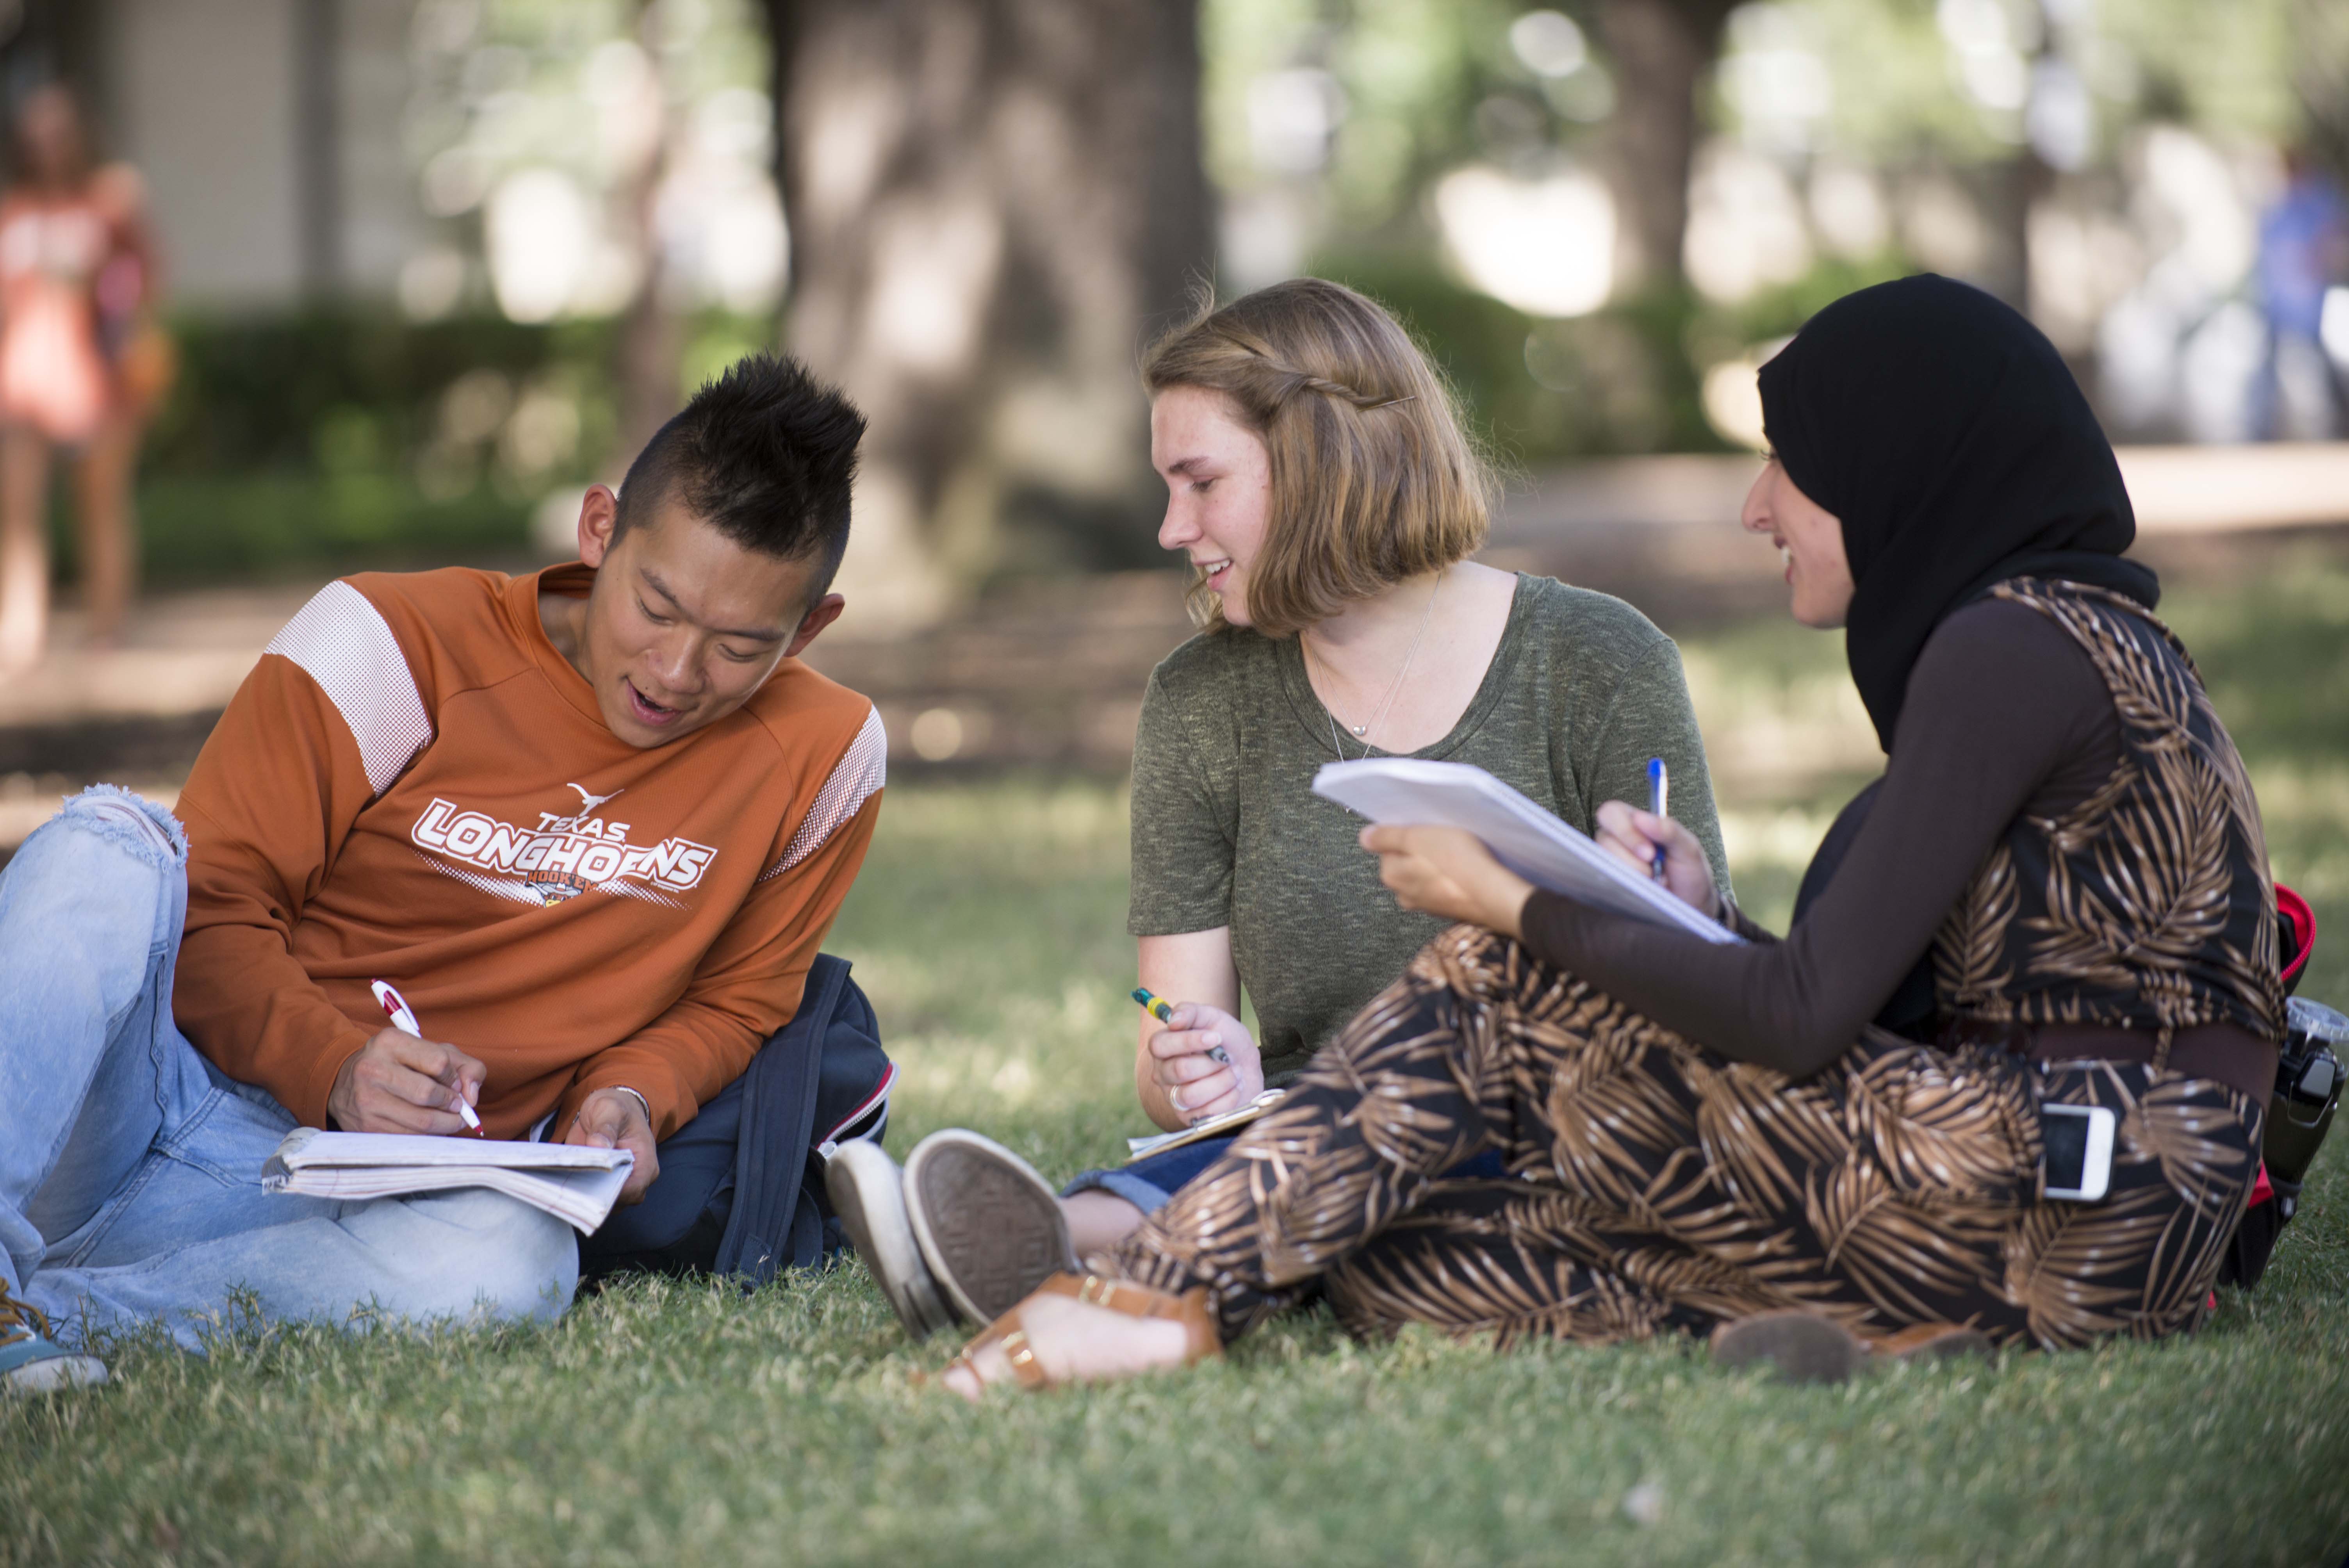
[939,1272,1222,1393]
[1032,1272,1199,1322]
[1866,1322,1991,1359]
[942,1331,1053,1394]
[1039,1272,1221,1365]
[996,1327,1050,1390]
[942,1307,1060,1396]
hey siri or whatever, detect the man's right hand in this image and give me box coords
[328,1026,487,1135]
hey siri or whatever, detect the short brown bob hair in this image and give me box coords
[1142,277,1494,637]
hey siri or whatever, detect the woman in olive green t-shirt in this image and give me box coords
[828,278,1731,1340]
[1055,277,1727,1252]
[1127,573,1727,1089]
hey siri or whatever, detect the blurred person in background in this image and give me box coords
[2252,146,2349,441]
[0,83,166,672]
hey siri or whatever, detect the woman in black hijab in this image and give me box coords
[934,276,2284,1395]
[1763,270,2157,750]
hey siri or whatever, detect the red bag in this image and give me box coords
[2221,887,2338,1290]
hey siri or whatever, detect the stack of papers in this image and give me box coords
[1312,757,1743,946]
[263,1129,633,1234]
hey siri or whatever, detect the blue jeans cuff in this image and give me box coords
[1060,1139,1510,1217]
[1059,1135,1240,1215]
[1060,1167,1179,1213]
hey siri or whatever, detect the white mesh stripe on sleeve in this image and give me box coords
[761,706,887,882]
[262,580,435,796]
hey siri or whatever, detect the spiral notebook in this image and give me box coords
[262,1128,633,1234]
[1311,758,1743,946]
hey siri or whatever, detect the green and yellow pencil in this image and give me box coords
[1132,986,1231,1065]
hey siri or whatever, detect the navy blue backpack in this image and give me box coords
[578,954,893,1287]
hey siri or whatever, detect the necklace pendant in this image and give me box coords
[1351,724,1368,736]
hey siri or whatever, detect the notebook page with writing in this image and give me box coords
[1313,758,1743,946]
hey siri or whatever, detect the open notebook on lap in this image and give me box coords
[1311,758,1743,946]
[264,1130,633,1234]
[1120,760,1736,1165]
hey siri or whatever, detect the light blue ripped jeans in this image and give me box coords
[0,787,577,1352]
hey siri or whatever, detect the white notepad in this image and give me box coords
[1312,758,1743,946]
[1125,1089,1287,1160]
[263,1129,634,1235]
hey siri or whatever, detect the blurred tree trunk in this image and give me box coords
[1986,147,2051,315]
[294,0,344,296]
[617,0,687,464]
[2291,0,2349,179]
[762,0,1210,627]
[1598,0,1736,288]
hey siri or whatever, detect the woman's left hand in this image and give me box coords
[1360,825,1535,938]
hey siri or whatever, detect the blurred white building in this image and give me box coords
[4,0,433,306]
[7,0,784,319]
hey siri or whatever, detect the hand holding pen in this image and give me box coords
[1134,986,1260,1126]
[1646,757,1669,882]
[324,981,488,1136]
[1134,987,1228,1065]
[1592,786,1724,922]
[373,981,481,1133]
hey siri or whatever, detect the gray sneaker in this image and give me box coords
[1709,1309,1864,1384]
[824,1140,957,1341]
[1,1286,107,1396]
[902,1130,1078,1326]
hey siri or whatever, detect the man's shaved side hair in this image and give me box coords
[613,353,867,597]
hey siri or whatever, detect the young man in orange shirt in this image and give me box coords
[0,355,884,1393]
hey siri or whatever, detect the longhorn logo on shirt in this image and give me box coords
[409,786,716,908]
[565,782,625,819]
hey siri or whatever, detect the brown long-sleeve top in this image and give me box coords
[1520,597,2274,1102]
[173,565,886,1141]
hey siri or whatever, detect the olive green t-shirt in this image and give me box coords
[1128,573,1730,1085]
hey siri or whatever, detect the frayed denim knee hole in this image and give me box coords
[56,786,187,870]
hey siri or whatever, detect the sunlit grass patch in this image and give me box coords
[12,1217,2348,1565]
[7,557,2349,1566]
[830,778,1141,1172]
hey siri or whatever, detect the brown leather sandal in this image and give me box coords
[1866,1322,1993,1364]
[940,1271,1221,1392]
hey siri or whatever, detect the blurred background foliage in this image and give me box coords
[30,0,2347,588]
[87,306,772,582]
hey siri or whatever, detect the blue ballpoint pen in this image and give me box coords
[1645,757,1669,883]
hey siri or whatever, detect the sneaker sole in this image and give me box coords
[902,1130,1077,1326]
[1710,1309,1864,1384]
[2,1354,109,1396]
[824,1141,955,1341]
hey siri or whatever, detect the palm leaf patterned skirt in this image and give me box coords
[1106,926,2262,1352]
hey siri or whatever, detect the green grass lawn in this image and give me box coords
[8,552,2349,1566]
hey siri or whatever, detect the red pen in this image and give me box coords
[371,979,482,1134]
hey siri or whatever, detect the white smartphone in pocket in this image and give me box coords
[2042,1103,2117,1202]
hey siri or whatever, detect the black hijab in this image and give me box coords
[1757,273,2157,753]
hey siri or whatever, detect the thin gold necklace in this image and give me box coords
[1309,571,1442,758]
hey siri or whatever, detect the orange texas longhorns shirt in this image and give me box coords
[172,563,886,1142]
